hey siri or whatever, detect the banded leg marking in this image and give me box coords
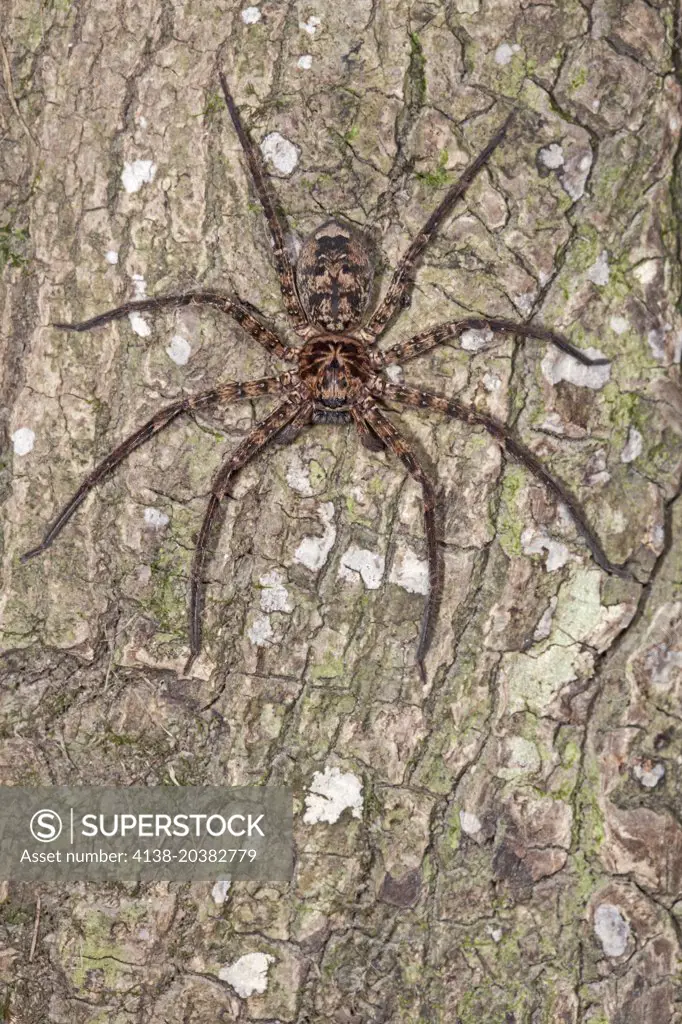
[219,73,307,324]
[379,317,610,368]
[54,291,291,362]
[363,111,516,341]
[373,381,631,580]
[20,377,288,562]
[187,397,311,667]
[355,402,443,680]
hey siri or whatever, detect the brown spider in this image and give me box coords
[21,73,630,678]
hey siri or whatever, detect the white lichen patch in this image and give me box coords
[461,327,492,352]
[241,5,261,23]
[610,315,629,335]
[459,810,482,836]
[539,144,564,169]
[105,249,119,264]
[143,507,169,529]
[539,413,573,437]
[219,952,275,998]
[248,614,274,647]
[299,15,321,34]
[339,546,385,590]
[303,765,363,825]
[131,273,147,298]
[165,334,191,366]
[513,291,535,317]
[561,152,592,201]
[503,736,541,776]
[541,347,610,390]
[128,312,151,337]
[540,411,585,436]
[127,274,150,335]
[260,132,300,176]
[634,259,659,285]
[297,54,313,70]
[521,528,570,572]
[389,548,429,595]
[294,502,336,571]
[632,760,665,788]
[121,159,156,194]
[587,250,610,286]
[211,879,231,904]
[494,42,520,65]
[483,372,502,393]
[286,451,313,496]
[621,427,643,464]
[647,328,667,360]
[505,646,579,715]
[554,567,633,655]
[384,363,403,382]
[11,427,35,456]
[594,903,630,957]
[585,448,611,486]
[533,596,557,641]
[259,569,292,613]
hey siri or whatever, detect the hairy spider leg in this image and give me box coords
[273,402,315,446]
[54,291,292,362]
[186,397,311,671]
[379,317,610,368]
[352,403,443,682]
[362,110,516,341]
[20,376,289,563]
[373,381,632,580]
[354,411,385,452]
[219,73,307,325]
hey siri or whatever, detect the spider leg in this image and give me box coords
[372,380,632,580]
[219,73,307,326]
[54,291,291,362]
[354,411,385,452]
[20,376,290,562]
[274,402,313,446]
[379,317,610,368]
[352,402,443,682]
[186,396,311,670]
[361,110,515,342]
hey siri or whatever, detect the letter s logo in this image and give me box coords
[30,809,63,842]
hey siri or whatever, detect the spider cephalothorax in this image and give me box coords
[298,336,374,424]
[21,72,632,679]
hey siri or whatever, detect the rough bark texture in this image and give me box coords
[1,0,681,1021]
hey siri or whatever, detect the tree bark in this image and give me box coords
[1,0,681,1021]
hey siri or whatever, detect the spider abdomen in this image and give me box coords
[296,221,373,332]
